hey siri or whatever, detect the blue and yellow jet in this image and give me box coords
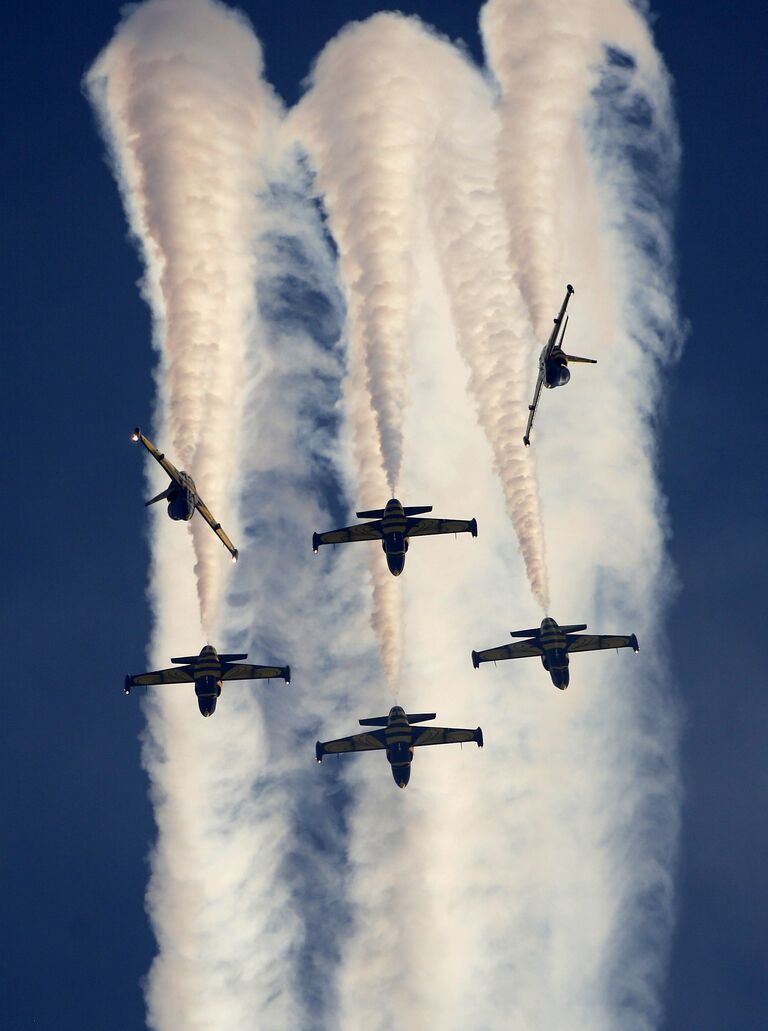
[316,706,483,788]
[132,428,238,562]
[472,616,638,690]
[522,285,597,446]
[124,645,290,717]
[312,498,477,576]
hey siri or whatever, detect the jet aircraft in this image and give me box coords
[131,428,238,562]
[312,498,477,576]
[523,285,597,446]
[472,616,638,690]
[316,706,483,787]
[124,645,290,717]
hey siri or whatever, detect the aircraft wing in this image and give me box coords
[472,640,543,665]
[313,522,383,548]
[405,517,477,538]
[565,634,639,653]
[316,730,387,757]
[133,430,184,485]
[221,663,289,682]
[523,372,544,446]
[127,664,195,686]
[195,498,238,560]
[411,726,482,747]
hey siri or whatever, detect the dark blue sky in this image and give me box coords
[2,2,766,1029]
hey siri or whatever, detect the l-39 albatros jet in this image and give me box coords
[124,645,290,717]
[131,428,238,562]
[523,284,597,447]
[316,706,483,788]
[472,617,638,690]
[313,498,477,576]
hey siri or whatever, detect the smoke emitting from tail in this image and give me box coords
[90,0,682,1027]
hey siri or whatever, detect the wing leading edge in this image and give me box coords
[472,640,543,667]
[565,634,639,654]
[195,498,239,561]
[313,522,383,550]
[405,517,477,539]
[411,726,483,748]
[316,730,387,760]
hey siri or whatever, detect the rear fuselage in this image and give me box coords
[538,617,570,689]
[384,706,414,787]
[167,471,198,521]
[542,348,571,389]
[380,499,409,576]
[194,645,223,716]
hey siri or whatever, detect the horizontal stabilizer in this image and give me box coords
[355,508,385,519]
[170,655,200,665]
[402,505,433,516]
[145,487,172,507]
[218,653,248,662]
[509,628,542,638]
[405,712,436,724]
[558,624,588,634]
[563,354,597,364]
[358,716,390,727]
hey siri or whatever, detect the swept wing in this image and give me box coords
[405,517,477,539]
[221,663,290,682]
[317,730,387,757]
[132,429,184,486]
[195,497,238,561]
[472,640,543,666]
[313,521,383,549]
[127,664,195,687]
[565,634,639,653]
[523,372,545,447]
[411,726,483,747]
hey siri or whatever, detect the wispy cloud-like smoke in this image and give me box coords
[86,0,281,631]
[90,1,682,1028]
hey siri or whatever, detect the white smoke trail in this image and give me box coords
[302,6,681,1030]
[86,3,371,1028]
[86,0,282,631]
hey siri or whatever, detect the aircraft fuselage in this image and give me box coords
[541,348,571,389]
[538,617,570,689]
[166,471,198,521]
[380,499,410,576]
[384,706,414,787]
[193,645,223,716]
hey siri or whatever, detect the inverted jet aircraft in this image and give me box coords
[124,645,290,717]
[523,285,597,447]
[316,706,483,788]
[472,616,638,690]
[131,428,238,562]
[312,498,477,576]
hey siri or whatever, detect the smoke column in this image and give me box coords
[89,1,682,1028]
[294,20,444,688]
[86,0,281,632]
[86,2,373,1027]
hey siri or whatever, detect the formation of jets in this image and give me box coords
[124,284,640,788]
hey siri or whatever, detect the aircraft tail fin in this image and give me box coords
[402,505,433,516]
[145,487,172,507]
[405,712,436,724]
[358,716,390,726]
[170,655,199,665]
[509,628,542,638]
[559,624,588,634]
[355,508,385,519]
